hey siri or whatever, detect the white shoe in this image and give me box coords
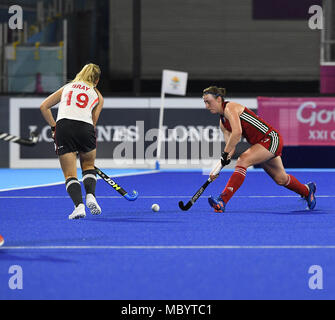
[86,194,102,215]
[68,204,86,220]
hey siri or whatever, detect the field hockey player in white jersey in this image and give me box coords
[40,64,104,220]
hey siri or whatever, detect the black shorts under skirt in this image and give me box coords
[55,119,96,156]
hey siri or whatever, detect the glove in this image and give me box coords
[221,151,231,167]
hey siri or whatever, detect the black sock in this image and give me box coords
[82,170,97,197]
[66,178,83,207]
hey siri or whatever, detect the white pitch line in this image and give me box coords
[0,195,334,199]
[0,170,158,193]
[2,245,335,250]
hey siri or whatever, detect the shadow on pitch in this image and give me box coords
[85,216,184,224]
[266,209,329,215]
[0,252,76,263]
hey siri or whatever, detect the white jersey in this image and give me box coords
[56,81,99,125]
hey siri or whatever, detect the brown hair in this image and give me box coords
[203,86,226,98]
[72,63,101,87]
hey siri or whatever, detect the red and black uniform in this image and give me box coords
[220,101,283,157]
[216,101,309,207]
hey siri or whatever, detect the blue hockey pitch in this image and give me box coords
[0,169,334,300]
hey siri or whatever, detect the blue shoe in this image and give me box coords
[208,196,226,213]
[305,182,317,210]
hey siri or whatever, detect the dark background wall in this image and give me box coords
[109,0,321,91]
[67,0,110,87]
[0,97,9,167]
[0,0,324,96]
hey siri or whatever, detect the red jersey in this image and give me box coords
[220,101,278,145]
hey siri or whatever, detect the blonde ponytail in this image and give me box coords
[72,63,101,87]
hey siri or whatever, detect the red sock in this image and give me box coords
[221,166,247,204]
[284,174,309,197]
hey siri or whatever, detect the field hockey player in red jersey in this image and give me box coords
[203,86,316,213]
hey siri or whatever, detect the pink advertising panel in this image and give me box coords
[258,97,335,146]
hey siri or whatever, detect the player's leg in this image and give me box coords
[79,149,101,215]
[261,156,316,209]
[209,144,275,213]
[59,152,86,219]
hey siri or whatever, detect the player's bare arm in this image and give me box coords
[210,119,232,181]
[220,119,235,159]
[92,89,104,127]
[40,87,64,127]
[223,102,243,155]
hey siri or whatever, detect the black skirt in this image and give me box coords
[55,119,96,156]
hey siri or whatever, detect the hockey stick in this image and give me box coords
[0,131,39,147]
[179,178,213,211]
[178,160,225,211]
[95,166,139,201]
